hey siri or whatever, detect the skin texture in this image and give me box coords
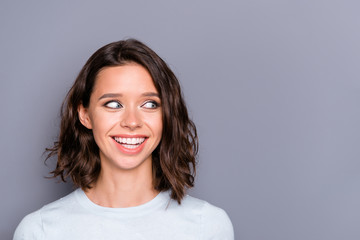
[78,63,163,207]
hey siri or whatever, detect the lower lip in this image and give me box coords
[112,138,147,155]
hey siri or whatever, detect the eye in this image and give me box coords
[141,101,159,109]
[104,101,122,109]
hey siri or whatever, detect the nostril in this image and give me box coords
[119,111,142,129]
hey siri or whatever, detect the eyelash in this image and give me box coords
[103,100,160,109]
[104,100,122,109]
[141,100,159,109]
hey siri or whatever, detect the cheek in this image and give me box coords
[144,113,163,137]
[90,112,119,138]
[153,115,163,140]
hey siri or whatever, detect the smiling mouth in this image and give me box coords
[112,137,146,149]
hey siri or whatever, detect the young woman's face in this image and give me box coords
[78,63,162,172]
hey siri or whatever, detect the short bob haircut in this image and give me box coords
[46,39,198,203]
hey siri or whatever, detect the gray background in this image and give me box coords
[1,0,359,239]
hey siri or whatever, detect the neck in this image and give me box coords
[85,159,159,208]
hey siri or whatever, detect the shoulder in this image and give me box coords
[13,209,43,240]
[13,190,78,240]
[200,201,234,239]
[176,195,234,239]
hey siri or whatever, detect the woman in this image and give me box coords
[14,39,234,239]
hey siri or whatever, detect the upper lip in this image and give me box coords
[111,134,148,138]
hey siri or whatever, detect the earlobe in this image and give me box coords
[78,104,92,129]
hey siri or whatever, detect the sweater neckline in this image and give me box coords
[75,188,170,217]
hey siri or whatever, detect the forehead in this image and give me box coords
[92,64,157,95]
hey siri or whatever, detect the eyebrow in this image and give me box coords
[98,93,122,101]
[142,92,160,97]
[98,92,159,101]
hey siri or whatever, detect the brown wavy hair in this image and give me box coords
[46,39,198,203]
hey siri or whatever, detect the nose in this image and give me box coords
[120,107,142,130]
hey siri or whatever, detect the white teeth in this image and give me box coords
[113,137,145,145]
[121,144,138,149]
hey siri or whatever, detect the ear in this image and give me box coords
[78,104,93,129]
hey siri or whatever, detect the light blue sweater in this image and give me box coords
[14,189,234,239]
